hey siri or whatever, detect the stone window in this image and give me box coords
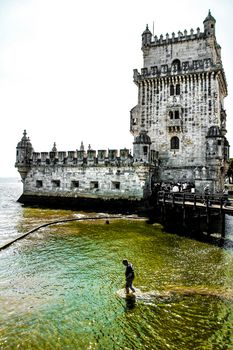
[170,84,180,96]
[90,181,98,189]
[143,146,148,155]
[52,180,60,188]
[208,100,212,111]
[151,66,157,75]
[182,62,189,71]
[112,181,120,190]
[71,180,79,188]
[172,59,181,73]
[171,136,179,150]
[170,84,174,96]
[36,180,43,188]
[193,60,199,70]
[175,84,180,95]
[169,110,180,119]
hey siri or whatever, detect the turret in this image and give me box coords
[203,10,216,37]
[142,25,152,48]
[51,142,57,152]
[206,126,224,162]
[133,130,151,163]
[15,130,34,180]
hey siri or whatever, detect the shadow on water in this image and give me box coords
[147,212,233,251]
[165,228,233,251]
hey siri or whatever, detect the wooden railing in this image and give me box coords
[156,191,233,212]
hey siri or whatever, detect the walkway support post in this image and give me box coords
[220,197,225,238]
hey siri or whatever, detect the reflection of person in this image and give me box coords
[122,259,135,294]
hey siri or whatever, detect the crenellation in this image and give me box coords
[148,29,206,48]
[27,148,137,169]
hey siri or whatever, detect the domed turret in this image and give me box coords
[15,130,34,180]
[207,125,222,137]
[134,130,152,145]
[142,24,152,48]
[206,126,224,161]
[133,130,151,163]
[16,130,34,163]
[203,10,216,37]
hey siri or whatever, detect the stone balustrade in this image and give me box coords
[133,59,217,82]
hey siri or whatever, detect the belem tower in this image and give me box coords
[15,11,230,211]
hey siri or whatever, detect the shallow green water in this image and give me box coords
[1,215,233,349]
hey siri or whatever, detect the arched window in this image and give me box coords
[171,136,179,150]
[172,59,181,72]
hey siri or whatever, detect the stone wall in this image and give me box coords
[23,163,153,201]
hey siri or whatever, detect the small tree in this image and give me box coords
[227,158,233,184]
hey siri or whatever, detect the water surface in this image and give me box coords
[0,178,233,349]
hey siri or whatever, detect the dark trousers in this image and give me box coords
[126,277,135,293]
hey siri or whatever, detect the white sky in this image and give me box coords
[0,0,233,177]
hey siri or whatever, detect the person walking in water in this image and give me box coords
[122,259,135,294]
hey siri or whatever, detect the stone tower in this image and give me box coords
[130,11,230,192]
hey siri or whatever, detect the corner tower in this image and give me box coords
[131,11,230,192]
[15,130,34,180]
[203,10,216,37]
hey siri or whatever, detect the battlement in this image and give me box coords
[20,148,135,167]
[150,27,205,47]
[142,11,217,50]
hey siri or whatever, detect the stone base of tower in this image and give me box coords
[17,192,153,215]
[157,165,225,193]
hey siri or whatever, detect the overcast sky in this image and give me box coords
[0,0,233,177]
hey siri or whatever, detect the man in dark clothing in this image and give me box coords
[122,259,135,294]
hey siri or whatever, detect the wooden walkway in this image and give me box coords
[157,192,233,214]
[155,192,233,237]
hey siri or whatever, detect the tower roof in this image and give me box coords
[134,130,151,144]
[207,126,222,138]
[203,10,216,23]
[142,24,152,35]
[17,130,33,148]
[51,142,57,152]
